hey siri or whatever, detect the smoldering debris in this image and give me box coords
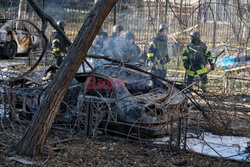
[0,55,249,163]
[1,62,189,142]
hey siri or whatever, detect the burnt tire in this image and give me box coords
[4,41,17,59]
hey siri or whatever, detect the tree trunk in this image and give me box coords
[165,0,168,24]
[16,0,117,156]
[18,0,26,20]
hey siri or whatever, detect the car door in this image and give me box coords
[23,21,45,52]
[13,20,30,54]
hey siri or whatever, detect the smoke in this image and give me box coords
[88,30,142,68]
[44,3,65,23]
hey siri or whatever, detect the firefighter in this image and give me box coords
[50,21,68,66]
[88,28,108,67]
[102,24,124,59]
[182,31,214,95]
[147,24,170,78]
[89,28,108,56]
[112,24,124,39]
[119,31,141,63]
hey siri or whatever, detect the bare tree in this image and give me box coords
[15,0,117,156]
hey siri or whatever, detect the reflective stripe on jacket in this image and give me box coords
[147,33,169,70]
[50,32,67,57]
[183,41,213,69]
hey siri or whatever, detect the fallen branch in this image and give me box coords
[5,156,33,165]
[0,142,10,147]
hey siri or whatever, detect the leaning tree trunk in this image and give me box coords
[16,0,117,156]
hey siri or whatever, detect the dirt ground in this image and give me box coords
[0,124,247,167]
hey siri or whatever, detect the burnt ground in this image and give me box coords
[0,123,247,167]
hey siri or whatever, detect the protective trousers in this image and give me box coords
[186,65,208,92]
[147,60,167,79]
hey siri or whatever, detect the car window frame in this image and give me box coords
[22,20,40,35]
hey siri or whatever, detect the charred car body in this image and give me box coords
[0,19,45,58]
[10,64,188,139]
[75,64,188,138]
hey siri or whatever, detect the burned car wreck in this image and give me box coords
[10,64,188,139]
[0,19,45,58]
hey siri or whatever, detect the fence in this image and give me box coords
[0,0,249,50]
[167,69,250,95]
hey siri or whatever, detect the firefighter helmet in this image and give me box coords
[125,31,135,40]
[57,21,65,30]
[113,25,124,33]
[159,24,167,32]
[190,31,200,39]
